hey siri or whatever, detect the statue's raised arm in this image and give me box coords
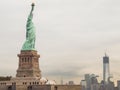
[31,3,35,14]
[29,3,35,19]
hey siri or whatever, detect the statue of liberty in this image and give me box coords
[22,3,36,51]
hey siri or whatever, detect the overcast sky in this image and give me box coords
[0,0,120,84]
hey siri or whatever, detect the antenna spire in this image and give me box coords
[105,52,107,57]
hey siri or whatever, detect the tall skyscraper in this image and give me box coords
[103,53,110,84]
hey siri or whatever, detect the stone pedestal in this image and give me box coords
[16,50,41,78]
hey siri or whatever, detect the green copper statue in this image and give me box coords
[22,3,36,51]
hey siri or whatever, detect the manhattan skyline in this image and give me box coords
[0,0,120,84]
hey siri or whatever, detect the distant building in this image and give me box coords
[117,80,120,90]
[101,54,114,90]
[91,84,99,90]
[80,80,86,89]
[0,76,11,81]
[103,54,110,84]
[68,81,74,85]
[80,74,99,90]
